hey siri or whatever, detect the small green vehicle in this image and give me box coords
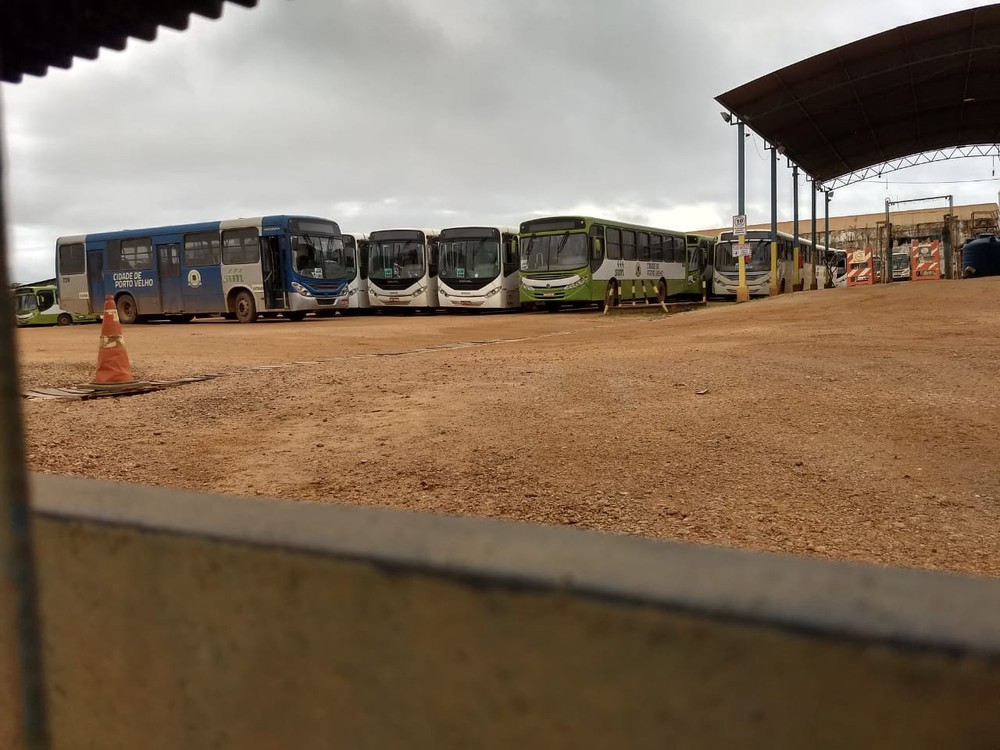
[12,284,101,327]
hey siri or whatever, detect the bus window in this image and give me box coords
[503,236,519,275]
[359,240,369,280]
[184,232,221,266]
[650,235,663,262]
[663,237,687,263]
[607,228,622,259]
[37,288,56,312]
[222,228,260,265]
[622,230,636,260]
[58,243,85,275]
[109,238,152,270]
[637,232,650,261]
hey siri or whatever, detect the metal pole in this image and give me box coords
[0,100,51,748]
[824,191,832,287]
[738,121,745,216]
[769,146,778,296]
[810,181,818,290]
[736,120,748,303]
[946,194,954,279]
[792,164,800,291]
[884,198,892,284]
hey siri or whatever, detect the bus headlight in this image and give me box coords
[519,277,529,289]
[484,286,501,298]
[439,287,449,297]
[564,276,587,290]
[291,281,313,297]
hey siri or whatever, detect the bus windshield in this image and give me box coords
[521,233,588,272]
[439,239,500,280]
[14,291,38,313]
[715,240,771,272]
[892,253,910,270]
[370,240,425,280]
[292,234,348,280]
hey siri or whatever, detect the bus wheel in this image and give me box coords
[605,280,619,308]
[657,280,667,303]
[284,311,307,322]
[56,313,73,326]
[234,290,258,323]
[116,294,138,325]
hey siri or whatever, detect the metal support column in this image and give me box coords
[792,164,801,292]
[810,181,818,290]
[736,120,749,303]
[884,199,892,284]
[769,146,778,296]
[824,190,833,287]
[946,195,955,279]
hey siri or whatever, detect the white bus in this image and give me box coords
[437,226,520,310]
[891,249,912,281]
[367,228,440,310]
[713,230,834,297]
[341,233,371,310]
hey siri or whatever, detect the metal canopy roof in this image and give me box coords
[1,0,258,84]
[716,5,1000,186]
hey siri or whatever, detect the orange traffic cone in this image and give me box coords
[93,295,137,386]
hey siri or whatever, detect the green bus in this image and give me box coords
[518,216,709,309]
[13,284,101,327]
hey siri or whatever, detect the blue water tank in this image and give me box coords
[962,234,1000,278]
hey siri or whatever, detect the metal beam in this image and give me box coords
[822,144,1000,189]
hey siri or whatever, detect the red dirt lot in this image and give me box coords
[16,280,1000,577]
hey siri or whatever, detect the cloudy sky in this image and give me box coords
[3,0,998,281]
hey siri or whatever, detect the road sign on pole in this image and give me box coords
[733,214,747,236]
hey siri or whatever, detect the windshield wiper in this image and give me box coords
[554,233,570,259]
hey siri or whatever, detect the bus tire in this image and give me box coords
[657,279,667,303]
[605,280,619,308]
[284,311,307,322]
[56,313,73,326]
[234,290,258,323]
[116,294,138,325]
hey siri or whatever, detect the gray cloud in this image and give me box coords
[3,0,996,281]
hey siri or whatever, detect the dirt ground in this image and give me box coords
[15,280,1000,578]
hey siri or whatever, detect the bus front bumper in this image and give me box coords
[369,285,430,307]
[439,287,504,308]
[714,276,771,296]
[288,291,349,311]
[519,277,591,303]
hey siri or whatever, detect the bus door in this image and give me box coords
[157,243,183,313]
[260,235,285,310]
[87,249,104,314]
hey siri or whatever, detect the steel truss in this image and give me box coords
[822,144,1000,190]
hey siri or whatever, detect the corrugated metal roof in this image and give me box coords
[1,0,259,84]
[716,5,1000,183]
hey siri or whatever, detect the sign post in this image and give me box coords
[733,214,749,302]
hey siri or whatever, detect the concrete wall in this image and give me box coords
[20,474,1000,749]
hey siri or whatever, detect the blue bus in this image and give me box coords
[56,215,349,323]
